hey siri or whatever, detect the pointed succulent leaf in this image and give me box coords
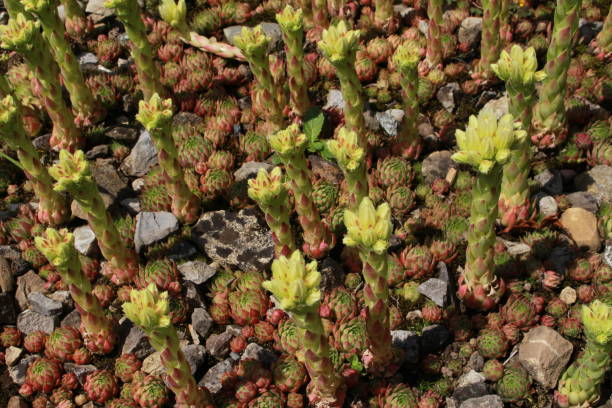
[392,40,421,70]
[136,93,173,132]
[233,25,269,59]
[276,5,303,33]
[122,284,172,330]
[49,150,94,193]
[268,123,306,156]
[263,250,321,312]
[343,197,391,254]
[318,20,361,64]
[34,228,75,272]
[158,0,187,32]
[452,108,527,173]
[326,127,364,172]
[21,0,53,14]
[491,45,543,87]
[247,167,286,205]
[0,13,40,53]
[581,300,612,347]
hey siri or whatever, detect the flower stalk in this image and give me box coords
[0,13,81,151]
[475,0,502,81]
[263,251,345,407]
[426,0,443,68]
[49,150,138,285]
[35,228,116,354]
[136,94,200,224]
[327,127,368,211]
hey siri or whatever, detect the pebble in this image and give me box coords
[5,346,23,366]
[560,207,601,251]
[559,287,577,305]
[73,225,98,256]
[120,129,158,177]
[27,292,63,317]
[16,309,58,334]
[134,212,179,253]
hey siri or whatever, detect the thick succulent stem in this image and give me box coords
[49,150,138,285]
[392,43,423,160]
[0,14,81,151]
[327,127,368,211]
[23,0,101,126]
[311,0,329,28]
[35,229,116,354]
[234,26,285,128]
[123,285,213,406]
[426,0,443,67]
[248,167,296,258]
[136,94,200,224]
[476,0,502,80]
[105,0,165,100]
[270,125,334,259]
[0,95,69,225]
[593,6,612,56]
[277,6,311,117]
[61,0,91,39]
[531,0,581,148]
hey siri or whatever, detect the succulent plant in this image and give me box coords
[400,245,436,279]
[25,357,62,393]
[380,383,418,408]
[501,294,538,329]
[496,364,531,402]
[483,359,504,382]
[559,317,582,338]
[276,318,300,355]
[136,259,181,295]
[546,297,569,318]
[133,374,169,408]
[273,354,308,392]
[228,288,270,326]
[0,326,22,347]
[24,331,48,353]
[376,156,413,189]
[115,354,142,383]
[45,327,83,362]
[84,370,119,404]
[333,315,368,357]
[476,328,509,359]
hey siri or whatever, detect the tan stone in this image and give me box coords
[518,326,573,388]
[559,287,577,305]
[0,256,14,293]
[560,207,601,251]
[15,270,46,311]
[7,396,28,408]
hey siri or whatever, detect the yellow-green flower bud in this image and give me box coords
[452,108,527,174]
[491,45,545,87]
[0,13,38,53]
[343,197,392,254]
[268,123,306,156]
[327,127,364,172]
[582,300,612,347]
[318,20,361,64]
[248,167,285,205]
[122,284,172,330]
[135,93,173,132]
[34,228,75,272]
[263,250,321,312]
[276,5,303,33]
[233,25,269,59]
[158,0,188,33]
[49,150,93,193]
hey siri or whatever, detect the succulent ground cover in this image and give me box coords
[0,0,610,407]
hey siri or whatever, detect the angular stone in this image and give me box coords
[458,17,482,46]
[142,351,164,375]
[121,325,154,359]
[5,346,23,366]
[8,355,35,385]
[535,169,563,195]
[91,158,129,199]
[560,207,601,251]
[241,343,278,366]
[134,212,179,253]
[0,256,14,293]
[234,162,274,183]
[391,330,420,364]
[85,144,109,160]
[574,165,612,201]
[27,292,62,316]
[120,198,141,214]
[61,309,81,328]
[64,363,98,385]
[481,95,509,118]
[459,395,504,408]
[375,109,404,137]
[206,331,233,358]
[73,225,97,256]
[85,0,113,22]
[309,155,343,185]
[559,287,577,305]
[120,129,158,177]
[437,82,460,112]
[192,308,214,339]
[179,261,218,286]
[323,89,345,111]
[452,370,487,403]
[17,310,58,334]
[71,192,113,220]
[566,191,599,213]
[7,396,28,408]
[0,292,18,324]
[418,278,448,307]
[192,208,274,271]
[537,195,558,218]
[105,126,139,143]
[182,344,207,375]
[518,326,573,388]
[420,324,451,353]
[199,359,235,394]
[15,270,46,311]
[422,151,458,183]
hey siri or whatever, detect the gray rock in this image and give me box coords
[15,270,47,311]
[453,370,487,403]
[73,225,97,256]
[391,330,420,364]
[121,325,154,359]
[72,192,113,221]
[375,109,404,137]
[575,165,612,201]
[105,126,139,143]
[537,195,558,218]
[418,278,448,307]
[192,308,214,339]
[27,292,62,316]
[179,261,217,286]
[458,17,482,46]
[173,112,203,127]
[165,240,197,262]
[503,240,532,256]
[78,52,98,67]
[64,363,98,385]
[91,158,129,199]
[206,331,233,358]
[605,244,612,268]
[32,134,51,151]
[0,246,21,261]
[120,129,158,177]
[535,169,563,195]
[142,351,163,375]
[420,324,451,353]
[241,343,278,366]
[467,351,484,372]
[192,208,275,271]
[234,162,274,183]
[579,18,603,44]
[566,191,599,213]
[182,344,207,375]
[17,309,58,334]
[460,395,504,408]
[437,82,461,112]
[422,151,458,183]
[85,144,109,160]
[61,309,81,328]
[0,292,18,324]
[5,346,23,366]
[8,355,36,385]
[309,155,343,185]
[559,286,577,305]
[323,89,345,111]
[482,96,509,119]
[418,19,429,37]
[85,0,113,23]
[120,198,141,214]
[0,256,14,293]
[199,359,235,394]
[134,211,179,253]
[224,22,282,50]
[518,326,573,388]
